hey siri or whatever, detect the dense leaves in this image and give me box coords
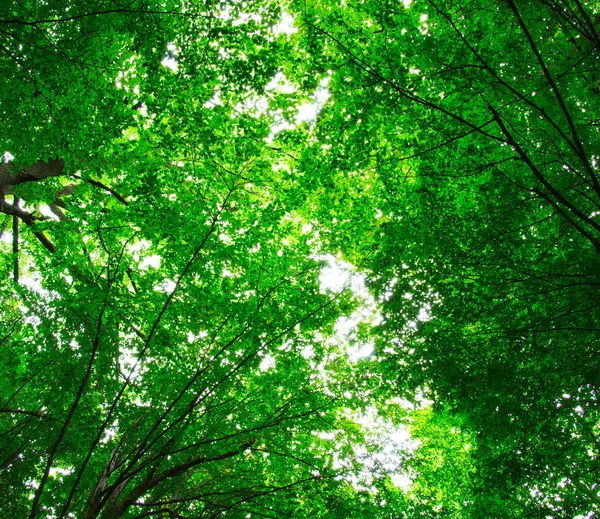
[0,2,371,518]
[287,0,600,516]
[2,0,600,517]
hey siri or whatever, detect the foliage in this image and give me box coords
[287,0,600,516]
[0,2,376,518]
[3,0,600,517]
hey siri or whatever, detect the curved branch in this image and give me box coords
[29,304,107,519]
[506,0,600,197]
[72,175,128,206]
[0,199,55,253]
[102,440,256,519]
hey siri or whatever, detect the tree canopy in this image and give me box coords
[1,0,600,518]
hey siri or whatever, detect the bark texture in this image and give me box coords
[0,158,65,194]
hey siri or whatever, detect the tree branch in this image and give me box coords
[572,0,600,47]
[506,0,600,197]
[102,440,256,519]
[60,187,238,519]
[13,197,19,284]
[428,1,581,158]
[0,199,55,253]
[29,304,107,519]
[303,19,503,143]
[0,408,48,418]
[0,158,65,193]
[489,105,600,251]
[72,174,129,206]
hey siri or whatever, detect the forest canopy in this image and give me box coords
[1,0,599,518]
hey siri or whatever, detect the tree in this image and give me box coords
[287,0,600,516]
[0,2,383,518]
[5,0,600,516]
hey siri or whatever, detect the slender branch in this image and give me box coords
[572,0,600,47]
[29,303,107,519]
[428,1,580,158]
[0,319,19,346]
[397,124,487,161]
[268,147,298,161]
[506,0,600,197]
[0,199,56,253]
[0,361,52,413]
[533,186,600,252]
[13,197,19,284]
[489,105,600,246]
[60,188,237,519]
[250,447,320,470]
[32,24,102,98]
[84,178,129,206]
[93,284,337,517]
[0,408,48,418]
[203,474,332,519]
[538,0,596,43]
[128,263,328,469]
[303,19,503,143]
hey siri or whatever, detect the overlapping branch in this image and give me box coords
[0,158,129,255]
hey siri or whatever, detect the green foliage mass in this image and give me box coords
[1,0,600,518]
[286,0,600,516]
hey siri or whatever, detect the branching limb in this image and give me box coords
[0,158,65,193]
[489,105,600,251]
[533,186,600,252]
[428,1,580,157]
[506,0,600,198]
[572,0,600,47]
[29,303,108,519]
[60,186,238,519]
[303,19,503,143]
[101,440,256,519]
[0,199,55,253]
